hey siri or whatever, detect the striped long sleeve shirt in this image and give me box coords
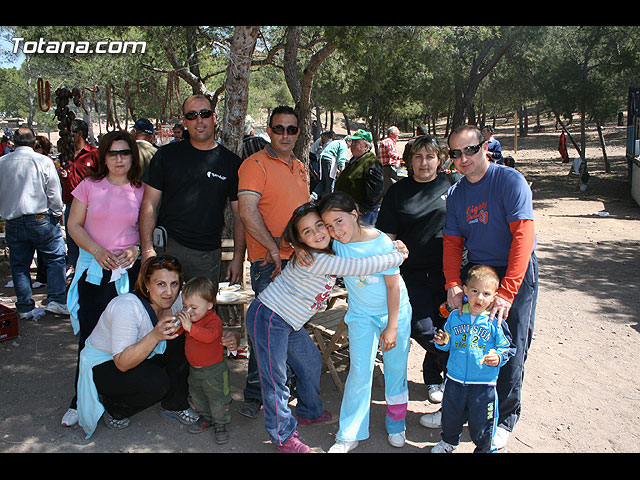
[258,250,404,331]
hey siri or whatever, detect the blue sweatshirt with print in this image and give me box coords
[435,304,515,386]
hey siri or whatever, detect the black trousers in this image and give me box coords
[401,267,449,385]
[92,331,190,420]
[69,261,141,409]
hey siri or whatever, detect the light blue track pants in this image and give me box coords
[336,302,412,442]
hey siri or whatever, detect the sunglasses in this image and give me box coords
[292,202,317,218]
[270,124,299,135]
[106,149,132,159]
[148,255,180,267]
[184,109,214,121]
[449,142,485,159]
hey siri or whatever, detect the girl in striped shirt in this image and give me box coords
[246,201,407,453]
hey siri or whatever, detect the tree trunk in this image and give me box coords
[221,26,259,157]
[451,35,516,129]
[283,26,337,167]
[220,26,259,239]
[596,120,610,173]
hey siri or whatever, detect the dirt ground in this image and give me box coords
[1,117,639,454]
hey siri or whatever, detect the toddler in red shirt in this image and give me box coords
[176,277,231,444]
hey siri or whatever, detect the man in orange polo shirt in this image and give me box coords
[237,105,310,419]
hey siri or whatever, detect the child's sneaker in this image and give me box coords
[328,439,359,453]
[431,439,457,453]
[275,432,311,453]
[388,431,406,448]
[187,417,212,433]
[214,423,229,444]
[297,410,337,427]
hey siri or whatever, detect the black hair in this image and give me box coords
[269,106,298,127]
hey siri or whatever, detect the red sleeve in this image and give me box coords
[497,219,535,303]
[188,311,223,344]
[443,234,465,290]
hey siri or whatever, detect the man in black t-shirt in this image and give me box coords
[139,94,246,286]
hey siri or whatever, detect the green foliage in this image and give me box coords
[2,25,640,136]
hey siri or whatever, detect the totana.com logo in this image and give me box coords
[11,37,146,55]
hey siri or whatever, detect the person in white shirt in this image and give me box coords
[0,127,67,320]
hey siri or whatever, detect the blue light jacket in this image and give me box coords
[435,304,516,386]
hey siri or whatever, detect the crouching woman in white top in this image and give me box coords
[76,255,222,438]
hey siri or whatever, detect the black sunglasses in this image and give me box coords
[184,109,214,121]
[106,149,133,158]
[271,124,299,135]
[148,255,180,267]
[449,142,485,159]
[292,202,317,218]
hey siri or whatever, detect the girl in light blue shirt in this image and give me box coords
[319,191,412,453]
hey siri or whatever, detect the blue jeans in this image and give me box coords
[359,205,380,226]
[64,205,79,269]
[244,259,289,403]
[462,253,538,432]
[246,299,323,445]
[5,214,67,312]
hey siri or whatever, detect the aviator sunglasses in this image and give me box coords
[449,141,485,159]
[184,109,214,121]
[270,124,299,135]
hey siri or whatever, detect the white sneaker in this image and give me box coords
[388,431,406,448]
[328,439,359,453]
[45,301,69,316]
[427,383,444,403]
[492,426,510,450]
[61,408,78,427]
[419,410,442,429]
[431,439,457,453]
[18,307,45,320]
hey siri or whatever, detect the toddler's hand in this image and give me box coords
[434,329,449,345]
[479,349,499,366]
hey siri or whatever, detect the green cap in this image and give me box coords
[346,129,373,143]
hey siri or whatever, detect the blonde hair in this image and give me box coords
[182,276,217,305]
[465,265,500,292]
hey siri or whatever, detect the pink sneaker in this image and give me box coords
[276,432,311,453]
[297,410,338,427]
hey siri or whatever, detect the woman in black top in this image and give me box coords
[376,135,461,404]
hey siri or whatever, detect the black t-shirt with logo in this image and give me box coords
[142,140,242,251]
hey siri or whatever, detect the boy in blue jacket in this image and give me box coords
[431,265,515,453]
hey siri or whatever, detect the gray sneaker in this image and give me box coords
[45,301,69,316]
[161,407,199,425]
[419,410,442,429]
[18,307,45,320]
[103,411,131,430]
[431,439,456,453]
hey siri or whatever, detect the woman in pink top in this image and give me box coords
[61,130,145,428]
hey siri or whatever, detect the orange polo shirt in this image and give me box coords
[238,145,309,262]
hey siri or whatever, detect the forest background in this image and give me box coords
[2,25,640,177]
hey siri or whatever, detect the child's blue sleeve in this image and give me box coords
[494,320,516,367]
[435,316,453,352]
